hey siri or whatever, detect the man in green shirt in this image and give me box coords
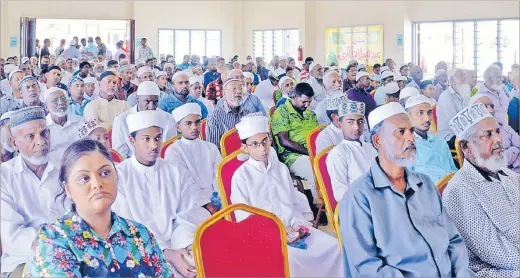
[272,82,319,202]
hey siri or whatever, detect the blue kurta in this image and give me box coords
[409,133,457,183]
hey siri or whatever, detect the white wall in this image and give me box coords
[1,0,518,65]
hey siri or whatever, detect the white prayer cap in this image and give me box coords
[368,102,408,129]
[21,57,30,65]
[136,81,160,96]
[348,59,358,65]
[136,66,154,78]
[163,63,174,70]
[328,66,339,72]
[182,69,194,77]
[326,90,348,111]
[370,73,381,81]
[468,93,491,107]
[381,70,394,80]
[380,66,390,73]
[279,56,288,61]
[449,104,493,138]
[405,95,435,110]
[83,77,97,84]
[355,71,369,82]
[435,69,447,76]
[155,71,166,78]
[135,60,146,67]
[0,111,15,122]
[8,70,23,82]
[399,87,419,101]
[189,76,202,86]
[384,82,400,94]
[171,103,201,122]
[235,113,270,140]
[118,64,134,73]
[70,40,76,46]
[43,87,66,102]
[338,100,365,117]
[356,64,367,71]
[5,64,19,75]
[243,72,254,80]
[172,71,189,81]
[279,76,293,87]
[447,68,462,78]
[394,75,407,82]
[308,63,321,72]
[126,110,165,134]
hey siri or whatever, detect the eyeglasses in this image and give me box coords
[50,96,68,105]
[246,82,254,86]
[483,103,495,109]
[246,136,272,148]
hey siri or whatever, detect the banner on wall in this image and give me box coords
[325,25,384,68]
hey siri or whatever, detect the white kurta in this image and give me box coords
[45,112,82,152]
[0,156,68,273]
[60,70,73,87]
[231,157,344,278]
[164,138,222,200]
[315,123,343,155]
[314,100,330,125]
[112,156,211,251]
[111,105,177,158]
[254,79,277,112]
[326,140,377,202]
[305,77,326,109]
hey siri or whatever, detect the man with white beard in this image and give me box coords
[339,102,473,277]
[437,68,472,148]
[433,69,449,100]
[0,112,16,162]
[314,70,343,125]
[442,103,519,277]
[304,63,326,108]
[477,65,510,125]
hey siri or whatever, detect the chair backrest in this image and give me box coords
[107,128,112,148]
[432,106,438,129]
[193,204,290,278]
[454,138,464,167]
[201,119,207,140]
[217,150,247,221]
[220,128,242,157]
[269,106,276,118]
[436,172,455,196]
[160,134,182,159]
[110,149,124,163]
[305,124,327,164]
[313,146,338,233]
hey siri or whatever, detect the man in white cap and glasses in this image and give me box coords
[406,95,457,183]
[274,75,295,108]
[0,111,16,162]
[231,113,344,278]
[1,106,69,277]
[442,103,519,277]
[346,71,377,117]
[437,68,472,149]
[43,87,81,154]
[326,100,376,202]
[339,102,474,277]
[315,90,347,154]
[469,94,520,172]
[216,69,266,116]
[113,109,212,278]
[374,70,395,105]
[304,62,326,108]
[254,69,284,112]
[166,103,222,204]
[159,71,208,118]
[0,69,25,114]
[112,81,176,158]
[314,70,343,125]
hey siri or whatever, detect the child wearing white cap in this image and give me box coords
[231,114,344,278]
[113,109,212,278]
[165,103,222,203]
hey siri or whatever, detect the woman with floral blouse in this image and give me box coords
[24,139,174,277]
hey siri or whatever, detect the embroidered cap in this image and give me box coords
[78,118,104,138]
[449,103,493,138]
[326,89,347,111]
[235,113,269,140]
[172,103,201,122]
[18,75,38,90]
[338,100,365,117]
[9,106,46,129]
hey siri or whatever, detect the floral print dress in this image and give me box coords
[24,207,174,277]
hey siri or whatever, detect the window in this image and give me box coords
[413,19,519,80]
[158,29,222,63]
[253,29,299,64]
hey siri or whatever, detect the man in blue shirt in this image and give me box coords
[203,59,220,86]
[255,57,269,81]
[159,72,208,118]
[176,55,192,71]
[406,95,457,183]
[339,102,474,277]
[86,37,98,60]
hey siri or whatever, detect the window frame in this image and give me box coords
[157,29,222,61]
[252,28,299,63]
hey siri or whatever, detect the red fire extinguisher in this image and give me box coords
[298,46,303,62]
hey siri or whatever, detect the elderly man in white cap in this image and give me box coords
[477,65,510,125]
[437,68,472,148]
[43,87,81,154]
[166,103,222,203]
[346,71,377,118]
[0,67,25,114]
[406,95,457,183]
[274,75,295,108]
[469,94,520,172]
[278,56,288,70]
[113,109,212,278]
[304,62,326,107]
[314,70,342,125]
[126,66,155,106]
[326,100,376,202]
[216,70,266,116]
[18,76,46,111]
[398,87,420,108]
[373,70,395,105]
[434,69,449,100]
[315,91,347,154]
[83,71,131,129]
[0,111,16,162]
[112,81,176,158]
[1,106,69,277]
[339,102,474,277]
[159,71,208,118]
[255,69,284,112]
[442,103,520,277]
[230,113,344,278]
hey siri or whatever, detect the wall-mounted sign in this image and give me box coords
[10,36,18,47]
[325,25,384,67]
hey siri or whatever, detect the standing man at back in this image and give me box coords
[138,38,154,62]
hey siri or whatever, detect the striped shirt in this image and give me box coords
[206,103,250,149]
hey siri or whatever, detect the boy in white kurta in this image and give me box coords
[326,100,377,202]
[165,103,222,201]
[112,110,212,278]
[231,114,344,278]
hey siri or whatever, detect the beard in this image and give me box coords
[384,140,417,167]
[471,144,507,172]
[490,82,504,92]
[21,153,49,165]
[454,83,472,103]
[51,106,68,117]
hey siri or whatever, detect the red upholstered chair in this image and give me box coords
[107,128,112,148]
[313,146,339,235]
[217,149,247,221]
[160,135,182,159]
[193,204,290,277]
[306,124,327,166]
[200,119,207,141]
[110,149,124,163]
[436,172,455,196]
[220,128,242,158]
